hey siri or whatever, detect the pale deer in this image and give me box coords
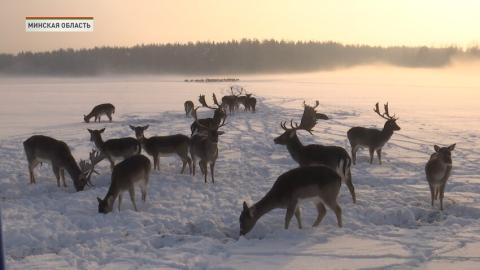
[190,94,226,135]
[84,103,115,123]
[87,128,141,169]
[274,102,355,203]
[23,135,102,191]
[347,102,400,165]
[97,154,151,213]
[425,144,455,210]
[129,125,191,173]
[184,100,194,117]
[240,166,342,236]
[190,107,226,183]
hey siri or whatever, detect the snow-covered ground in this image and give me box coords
[1,65,480,269]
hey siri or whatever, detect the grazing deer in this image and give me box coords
[129,125,191,173]
[274,102,355,203]
[97,154,151,213]
[425,144,455,210]
[347,102,400,165]
[190,94,226,135]
[239,166,342,235]
[23,135,101,191]
[190,108,226,183]
[88,128,141,169]
[184,100,194,117]
[84,103,115,123]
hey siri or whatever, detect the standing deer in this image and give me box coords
[190,107,226,183]
[129,125,191,173]
[274,102,355,203]
[304,101,328,120]
[84,103,115,123]
[190,94,226,135]
[219,87,240,114]
[184,100,194,117]
[23,135,101,191]
[347,102,400,165]
[239,166,342,236]
[88,128,141,169]
[245,94,257,112]
[97,154,151,213]
[425,144,455,210]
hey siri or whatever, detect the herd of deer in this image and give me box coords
[21,88,456,236]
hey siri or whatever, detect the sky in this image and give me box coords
[1,0,480,54]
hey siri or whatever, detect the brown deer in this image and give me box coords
[23,135,101,191]
[239,166,342,236]
[190,94,226,135]
[425,144,455,210]
[88,128,141,169]
[274,102,355,203]
[129,125,191,173]
[184,100,194,117]
[347,102,400,165]
[304,101,328,120]
[84,103,115,123]
[97,154,151,213]
[190,107,226,183]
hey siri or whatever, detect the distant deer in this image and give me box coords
[425,144,455,210]
[84,103,115,123]
[23,135,102,191]
[129,125,191,173]
[274,102,355,203]
[304,101,328,120]
[220,87,240,114]
[190,94,226,135]
[240,166,342,235]
[190,107,226,183]
[184,100,194,117]
[88,128,141,169]
[245,93,257,112]
[97,154,151,213]
[347,102,400,165]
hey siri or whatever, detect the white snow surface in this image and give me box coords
[1,66,480,269]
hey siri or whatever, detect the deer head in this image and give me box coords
[79,149,103,187]
[274,101,318,145]
[373,102,400,131]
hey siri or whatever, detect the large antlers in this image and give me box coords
[280,101,318,134]
[79,149,103,186]
[374,102,398,120]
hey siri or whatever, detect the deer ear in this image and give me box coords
[129,125,135,131]
[448,143,456,151]
[99,128,105,133]
[434,145,440,152]
[87,129,93,133]
[97,197,102,203]
[143,125,149,130]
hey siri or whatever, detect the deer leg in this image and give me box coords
[284,202,297,229]
[129,187,138,211]
[153,155,159,171]
[210,162,215,184]
[192,158,196,176]
[107,156,115,170]
[202,161,208,183]
[440,183,446,211]
[187,156,192,175]
[294,207,303,229]
[107,113,112,122]
[28,160,39,184]
[351,145,357,165]
[52,165,61,187]
[326,200,343,227]
[368,148,375,164]
[429,184,435,207]
[376,148,382,165]
[118,194,122,211]
[434,186,439,200]
[313,202,327,227]
[60,169,67,187]
[346,170,356,203]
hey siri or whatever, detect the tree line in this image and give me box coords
[0,39,478,75]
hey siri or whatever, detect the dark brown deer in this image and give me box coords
[190,94,226,135]
[304,101,328,120]
[84,103,115,123]
[88,128,141,169]
[347,102,400,165]
[97,154,151,213]
[184,100,194,117]
[220,87,239,114]
[274,102,355,203]
[190,108,226,183]
[129,125,191,173]
[239,166,342,235]
[23,135,101,191]
[425,144,455,210]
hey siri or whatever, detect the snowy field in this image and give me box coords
[1,65,480,269]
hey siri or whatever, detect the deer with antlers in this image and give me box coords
[274,102,356,203]
[347,102,400,165]
[190,94,226,135]
[190,107,226,183]
[304,101,328,120]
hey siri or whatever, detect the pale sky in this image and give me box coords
[1,0,479,54]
